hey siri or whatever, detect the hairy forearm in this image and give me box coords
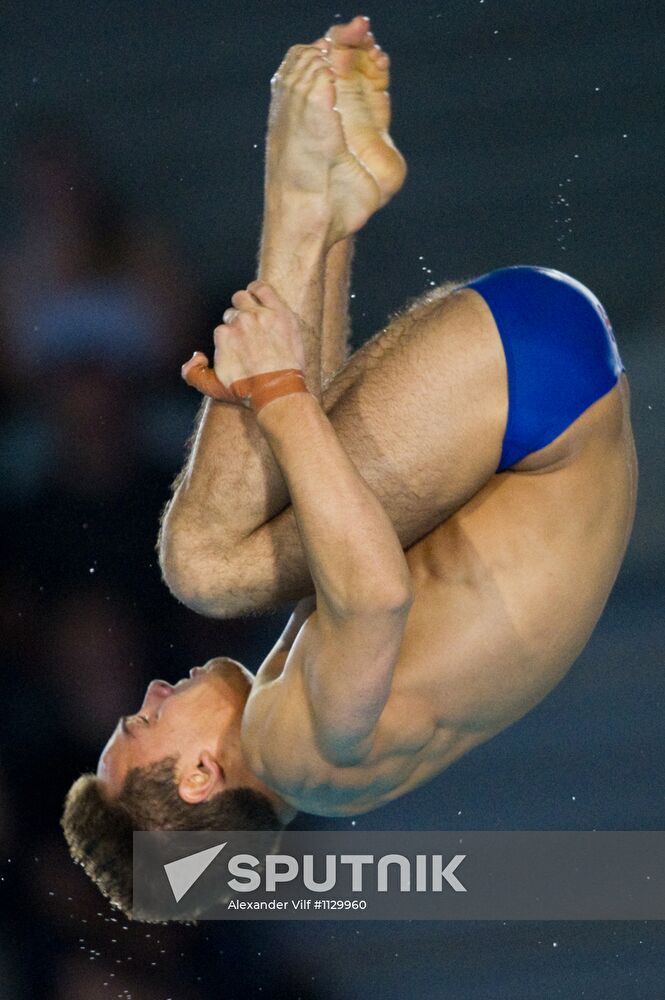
[256,392,412,617]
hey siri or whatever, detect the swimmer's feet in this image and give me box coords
[265,16,406,246]
[266,37,388,245]
[321,16,407,206]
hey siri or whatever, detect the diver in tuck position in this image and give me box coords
[62,16,636,915]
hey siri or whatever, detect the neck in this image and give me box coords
[258,781,298,827]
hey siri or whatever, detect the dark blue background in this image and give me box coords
[0,2,663,998]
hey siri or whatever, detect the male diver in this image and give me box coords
[62,16,636,916]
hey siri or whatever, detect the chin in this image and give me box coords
[204,657,254,690]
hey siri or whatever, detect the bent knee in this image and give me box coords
[158,525,235,618]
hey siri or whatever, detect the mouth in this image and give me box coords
[148,663,216,699]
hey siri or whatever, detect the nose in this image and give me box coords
[189,666,205,678]
[147,680,175,699]
[139,680,175,715]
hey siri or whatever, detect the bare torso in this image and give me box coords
[159,25,637,822]
[247,374,636,816]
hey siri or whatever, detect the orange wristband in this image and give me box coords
[182,354,308,414]
[232,369,308,414]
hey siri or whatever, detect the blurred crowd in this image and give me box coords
[1,94,662,998]
[0,117,298,999]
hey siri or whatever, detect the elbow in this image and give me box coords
[367,589,413,620]
[382,579,414,616]
[332,579,414,620]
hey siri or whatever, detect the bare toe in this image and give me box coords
[325,15,374,49]
[299,53,335,90]
[368,43,390,67]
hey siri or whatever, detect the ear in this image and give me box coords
[177,750,225,805]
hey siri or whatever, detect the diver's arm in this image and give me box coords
[256,390,413,765]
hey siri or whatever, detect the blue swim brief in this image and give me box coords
[463,265,624,471]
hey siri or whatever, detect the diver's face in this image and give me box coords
[97,659,252,799]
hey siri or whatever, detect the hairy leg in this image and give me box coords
[166,284,508,617]
[162,36,373,565]
[161,18,404,589]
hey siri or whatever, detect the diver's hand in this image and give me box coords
[182,282,309,412]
